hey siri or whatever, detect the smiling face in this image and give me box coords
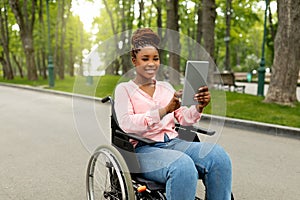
[132,46,160,84]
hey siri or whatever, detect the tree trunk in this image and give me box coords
[138,0,144,28]
[152,0,163,39]
[202,0,216,60]
[59,0,65,80]
[120,0,133,74]
[196,1,203,46]
[54,0,61,78]
[103,0,120,75]
[224,0,232,71]
[12,54,24,78]
[264,0,300,105]
[23,36,37,80]
[0,54,8,78]
[38,0,47,79]
[69,43,74,76]
[152,0,167,64]
[202,0,216,86]
[78,19,84,76]
[0,1,14,79]
[9,0,37,80]
[36,50,42,76]
[166,0,181,86]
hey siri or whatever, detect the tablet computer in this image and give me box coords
[181,61,209,106]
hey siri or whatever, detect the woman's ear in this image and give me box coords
[131,57,136,66]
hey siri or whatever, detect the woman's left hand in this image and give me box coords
[194,86,211,112]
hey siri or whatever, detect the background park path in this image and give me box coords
[238,81,300,101]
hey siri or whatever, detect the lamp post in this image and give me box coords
[257,0,268,96]
[46,0,54,87]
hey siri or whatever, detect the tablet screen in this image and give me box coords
[181,61,209,106]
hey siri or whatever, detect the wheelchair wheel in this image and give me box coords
[86,145,135,200]
[142,191,166,200]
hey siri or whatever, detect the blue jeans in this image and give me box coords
[135,134,232,200]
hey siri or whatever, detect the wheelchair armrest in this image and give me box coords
[175,123,215,136]
[115,129,157,145]
[194,126,216,136]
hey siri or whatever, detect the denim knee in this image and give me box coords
[212,144,232,173]
[166,154,198,200]
[203,144,232,200]
[168,154,198,180]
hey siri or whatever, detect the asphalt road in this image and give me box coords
[0,85,299,200]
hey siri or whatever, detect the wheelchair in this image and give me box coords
[86,96,233,200]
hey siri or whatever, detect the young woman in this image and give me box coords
[114,28,232,200]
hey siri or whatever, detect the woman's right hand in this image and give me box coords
[159,91,181,119]
[165,92,181,114]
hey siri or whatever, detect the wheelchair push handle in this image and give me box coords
[101,96,112,103]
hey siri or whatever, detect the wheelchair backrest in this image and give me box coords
[107,98,142,173]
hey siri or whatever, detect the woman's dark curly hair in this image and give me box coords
[131,28,160,58]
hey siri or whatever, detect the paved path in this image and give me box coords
[0,85,300,199]
[238,82,300,101]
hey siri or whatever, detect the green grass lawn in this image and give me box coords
[1,75,299,128]
[214,92,300,128]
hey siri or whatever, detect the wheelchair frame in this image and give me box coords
[86,96,233,200]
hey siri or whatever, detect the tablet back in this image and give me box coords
[181,61,209,106]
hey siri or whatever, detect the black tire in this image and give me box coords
[86,145,135,200]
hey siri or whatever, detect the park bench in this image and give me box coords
[214,71,246,93]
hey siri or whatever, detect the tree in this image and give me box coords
[166,0,181,85]
[151,0,163,38]
[179,1,199,59]
[196,1,203,46]
[57,0,72,80]
[264,0,300,105]
[9,0,38,80]
[0,0,14,79]
[137,0,145,27]
[202,0,216,61]
[66,16,83,77]
[202,0,216,86]
[224,0,232,71]
[119,0,134,74]
[36,0,47,79]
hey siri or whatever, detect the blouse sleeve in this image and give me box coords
[114,83,161,134]
[174,105,201,126]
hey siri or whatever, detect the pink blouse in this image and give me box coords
[114,80,201,143]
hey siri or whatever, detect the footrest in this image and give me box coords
[133,176,165,191]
